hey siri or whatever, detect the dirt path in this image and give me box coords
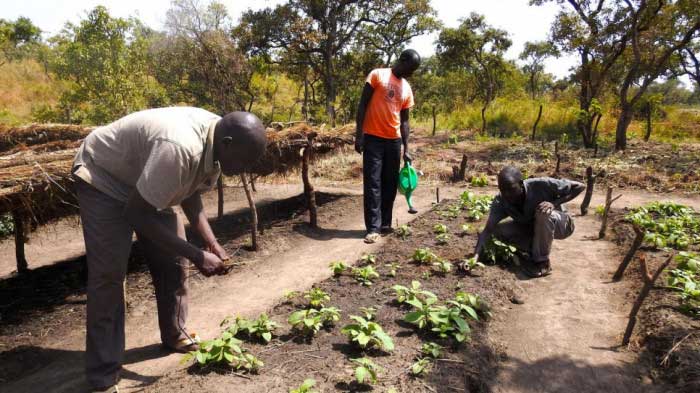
[489,191,700,393]
[0,184,463,393]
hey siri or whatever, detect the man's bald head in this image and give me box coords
[214,112,267,176]
[498,166,525,205]
[393,49,421,78]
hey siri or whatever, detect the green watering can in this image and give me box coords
[398,161,419,214]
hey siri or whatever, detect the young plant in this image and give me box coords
[470,174,488,187]
[351,357,381,385]
[459,256,485,274]
[421,342,443,358]
[358,306,377,321]
[433,259,453,274]
[404,297,472,343]
[413,247,439,264]
[396,224,412,239]
[304,288,330,308]
[288,307,341,336]
[460,223,473,236]
[433,223,448,234]
[385,262,401,277]
[410,358,433,377]
[360,253,377,265]
[182,330,264,372]
[329,261,348,276]
[482,238,517,264]
[450,291,491,320]
[435,233,451,245]
[318,306,342,325]
[283,290,300,301]
[459,192,493,221]
[353,265,380,286]
[438,205,461,219]
[234,313,279,343]
[290,379,318,393]
[392,280,437,304]
[341,316,394,351]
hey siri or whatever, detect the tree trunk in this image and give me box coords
[302,74,309,122]
[480,103,488,134]
[217,176,224,219]
[240,173,259,251]
[615,106,634,151]
[302,133,318,228]
[592,113,602,150]
[249,173,257,192]
[12,211,28,273]
[580,166,595,215]
[599,187,622,239]
[612,225,645,281]
[324,52,337,127]
[431,105,437,136]
[531,104,543,141]
[644,103,652,142]
[458,154,468,181]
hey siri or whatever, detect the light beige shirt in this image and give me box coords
[73,107,221,210]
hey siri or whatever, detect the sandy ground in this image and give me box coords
[2,184,699,393]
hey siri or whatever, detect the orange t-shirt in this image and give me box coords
[362,68,414,140]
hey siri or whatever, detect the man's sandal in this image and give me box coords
[92,385,119,393]
[523,260,552,278]
[165,333,200,353]
[364,232,381,244]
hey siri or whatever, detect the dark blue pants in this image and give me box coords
[363,134,402,233]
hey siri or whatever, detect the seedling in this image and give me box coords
[182,329,263,372]
[288,307,340,335]
[438,205,461,219]
[341,315,394,351]
[385,262,401,277]
[410,358,433,376]
[433,223,448,234]
[318,306,342,325]
[231,313,279,343]
[435,233,451,245]
[421,271,432,280]
[351,357,381,385]
[360,253,377,265]
[404,297,472,343]
[396,224,412,239]
[353,265,380,286]
[626,202,699,250]
[433,259,453,274]
[290,379,318,393]
[667,252,700,316]
[413,248,439,264]
[421,342,443,358]
[329,261,348,276]
[304,288,330,308]
[284,290,300,301]
[470,174,488,187]
[392,280,437,304]
[460,223,473,235]
[450,291,491,320]
[460,256,485,274]
[459,192,493,221]
[482,238,517,264]
[358,306,377,321]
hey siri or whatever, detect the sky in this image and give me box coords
[3,0,578,78]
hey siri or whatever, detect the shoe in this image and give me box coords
[522,259,552,278]
[364,232,381,244]
[93,385,119,393]
[380,226,394,234]
[164,333,200,353]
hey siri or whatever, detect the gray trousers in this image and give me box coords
[75,179,189,388]
[493,210,575,263]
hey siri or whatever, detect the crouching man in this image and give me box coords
[72,107,267,392]
[464,166,585,278]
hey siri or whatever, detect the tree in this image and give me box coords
[612,0,700,150]
[237,0,437,126]
[50,6,166,124]
[0,17,41,65]
[678,39,700,90]
[437,13,512,134]
[520,40,558,99]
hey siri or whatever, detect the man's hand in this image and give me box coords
[537,201,555,216]
[403,150,412,164]
[196,251,227,277]
[354,134,364,154]
[206,241,230,261]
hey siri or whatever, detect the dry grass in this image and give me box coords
[0,60,64,125]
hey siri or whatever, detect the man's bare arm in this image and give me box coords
[180,192,229,260]
[400,108,411,162]
[355,82,374,153]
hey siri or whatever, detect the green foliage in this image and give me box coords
[459,192,493,221]
[438,204,462,219]
[392,280,437,304]
[403,295,475,343]
[667,252,700,316]
[0,213,15,238]
[449,291,491,320]
[460,256,486,274]
[432,259,453,274]
[460,223,473,235]
[470,174,489,187]
[360,253,377,264]
[304,288,330,308]
[329,261,348,276]
[413,248,440,264]
[290,379,318,393]
[410,357,433,376]
[182,329,263,372]
[433,223,448,234]
[482,238,517,264]
[341,316,394,351]
[385,262,401,277]
[435,233,451,245]
[626,202,700,250]
[421,342,443,359]
[284,290,300,301]
[288,307,341,336]
[396,224,412,239]
[353,266,380,286]
[351,357,381,385]
[358,306,377,321]
[224,314,279,343]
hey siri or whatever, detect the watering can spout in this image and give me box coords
[397,162,419,214]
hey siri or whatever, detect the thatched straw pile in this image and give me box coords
[0,122,354,224]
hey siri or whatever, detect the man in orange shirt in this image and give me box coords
[355,49,421,243]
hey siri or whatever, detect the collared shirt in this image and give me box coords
[362,68,414,140]
[73,107,221,210]
[485,177,577,228]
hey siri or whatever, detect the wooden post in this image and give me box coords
[302,133,318,228]
[580,166,595,215]
[240,173,259,251]
[217,176,224,219]
[622,253,674,346]
[12,211,28,273]
[598,187,622,239]
[554,141,562,176]
[436,187,440,204]
[458,154,468,180]
[249,173,257,192]
[612,225,645,281]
